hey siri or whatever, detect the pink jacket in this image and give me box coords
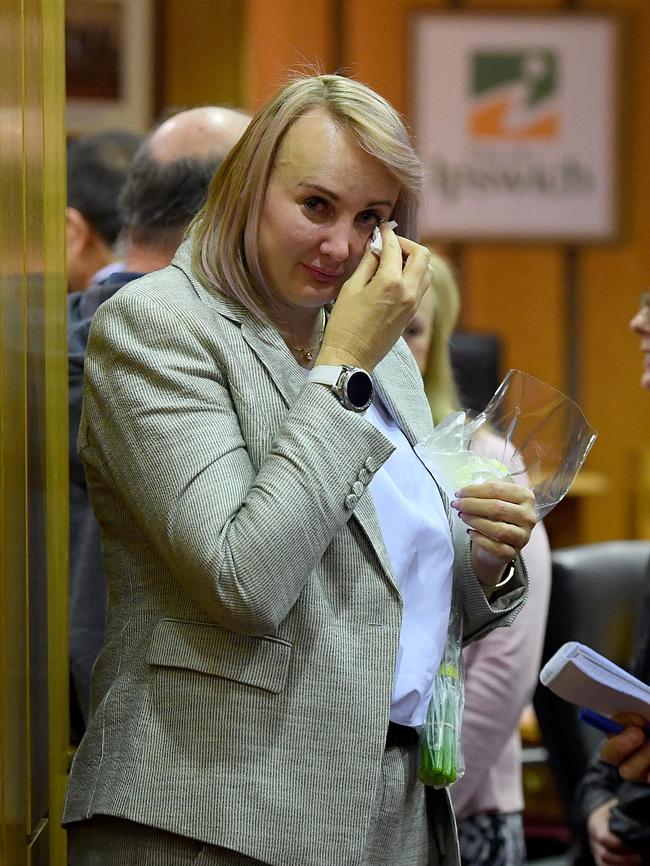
[451,431,552,818]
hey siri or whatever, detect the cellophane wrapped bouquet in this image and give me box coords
[415,370,597,787]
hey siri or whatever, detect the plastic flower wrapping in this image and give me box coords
[418,564,465,787]
[416,370,597,787]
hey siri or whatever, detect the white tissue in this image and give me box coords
[370,220,398,255]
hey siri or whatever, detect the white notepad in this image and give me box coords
[540,641,650,718]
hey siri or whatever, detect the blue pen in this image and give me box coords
[579,708,625,736]
[579,708,650,737]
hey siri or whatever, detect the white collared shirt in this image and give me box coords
[365,397,454,727]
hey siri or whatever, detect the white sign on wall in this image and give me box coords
[412,14,618,241]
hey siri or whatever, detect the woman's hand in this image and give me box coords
[450,481,536,587]
[316,222,431,372]
[601,713,650,783]
[587,799,641,866]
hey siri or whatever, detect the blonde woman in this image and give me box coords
[63,75,536,866]
[404,254,552,866]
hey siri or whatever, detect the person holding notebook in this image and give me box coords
[574,293,650,866]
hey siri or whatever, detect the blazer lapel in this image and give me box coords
[373,339,435,447]
[350,493,399,595]
[239,319,305,408]
[171,240,304,408]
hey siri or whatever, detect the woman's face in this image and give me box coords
[403,288,435,375]
[258,109,400,330]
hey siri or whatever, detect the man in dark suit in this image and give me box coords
[68,106,250,736]
[576,293,650,866]
[66,130,142,293]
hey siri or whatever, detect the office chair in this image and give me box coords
[449,331,501,416]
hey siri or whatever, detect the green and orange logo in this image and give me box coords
[468,50,560,141]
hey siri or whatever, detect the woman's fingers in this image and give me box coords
[375,225,431,303]
[320,224,432,371]
[394,233,432,301]
[454,482,536,587]
[457,514,531,548]
[454,480,535,507]
[467,530,518,565]
[373,220,403,273]
[451,482,536,548]
[350,241,382,287]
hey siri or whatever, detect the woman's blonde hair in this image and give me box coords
[190,74,424,324]
[423,253,462,424]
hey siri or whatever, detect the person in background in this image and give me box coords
[66,130,142,292]
[67,106,251,736]
[63,74,536,866]
[404,253,552,866]
[575,292,650,866]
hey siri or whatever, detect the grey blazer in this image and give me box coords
[63,240,528,866]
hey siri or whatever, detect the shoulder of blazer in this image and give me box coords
[169,238,248,325]
[99,239,250,332]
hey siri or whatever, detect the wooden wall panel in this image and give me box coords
[460,247,567,390]
[0,0,68,863]
[0,1,31,858]
[244,0,335,108]
[41,0,71,860]
[577,0,650,541]
[163,0,333,113]
[161,0,245,112]
[345,0,445,116]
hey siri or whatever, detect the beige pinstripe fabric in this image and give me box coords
[62,240,527,866]
[67,744,448,865]
[67,816,250,865]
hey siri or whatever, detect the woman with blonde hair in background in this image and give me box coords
[404,254,552,866]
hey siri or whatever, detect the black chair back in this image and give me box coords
[449,331,501,416]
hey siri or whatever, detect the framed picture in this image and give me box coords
[411,13,619,242]
[66,0,154,135]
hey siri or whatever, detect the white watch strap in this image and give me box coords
[307,365,344,387]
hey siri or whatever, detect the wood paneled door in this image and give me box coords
[0,0,68,863]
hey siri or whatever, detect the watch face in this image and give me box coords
[345,369,373,410]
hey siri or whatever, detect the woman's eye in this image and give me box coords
[357,211,383,230]
[303,197,329,215]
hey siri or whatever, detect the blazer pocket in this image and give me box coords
[146,618,292,693]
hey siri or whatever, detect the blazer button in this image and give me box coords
[352,481,364,496]
[344,493,358,510]
[358,467,371,484]
[364,458,374,471]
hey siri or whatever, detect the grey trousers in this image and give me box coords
[67,742,441,866]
